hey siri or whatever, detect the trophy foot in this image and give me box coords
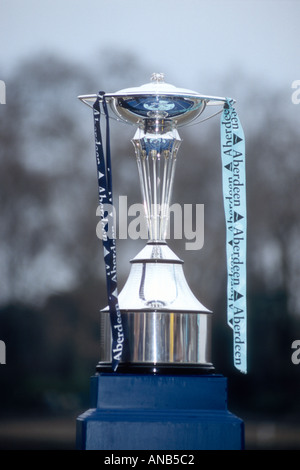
[96,362,215,375]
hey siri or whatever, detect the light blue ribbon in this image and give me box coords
[221,99,247,374]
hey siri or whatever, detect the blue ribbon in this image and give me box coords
[220,99,247,374]
[93,93,126,371]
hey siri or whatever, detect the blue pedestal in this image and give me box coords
[76,373,244,450]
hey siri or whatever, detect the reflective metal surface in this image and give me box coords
[79,74,219,372]
[100,243,213,368]
[115,244,211,313]
[133,127,181,242]
[99,310,212,366]
[78,73,227,128]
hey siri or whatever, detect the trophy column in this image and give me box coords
[97,117,213,374]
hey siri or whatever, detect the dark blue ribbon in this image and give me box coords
[93,92,126,371]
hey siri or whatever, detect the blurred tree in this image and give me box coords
[0,51,147,415]
[0,51,147,306]
[0,51,300,420]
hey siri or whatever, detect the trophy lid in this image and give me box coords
[78,73,227,127]
[108,72,203,98]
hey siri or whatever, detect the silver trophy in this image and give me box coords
[79,73,227,374]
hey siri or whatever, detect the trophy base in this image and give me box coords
[100,310,212,366]
[76,372,245,450]
[96,361,215,375]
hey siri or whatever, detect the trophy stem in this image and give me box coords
[152,150,159,240]
[160,146,178,240]
[133,124,181,242]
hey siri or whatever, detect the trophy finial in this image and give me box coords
[150,72,165,83]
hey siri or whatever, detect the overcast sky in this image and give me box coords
[1,0,299,95]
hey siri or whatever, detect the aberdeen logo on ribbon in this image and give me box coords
[221,99,247,374]
[93,93,127,371]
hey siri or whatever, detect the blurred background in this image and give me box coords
[0,0,300,450]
